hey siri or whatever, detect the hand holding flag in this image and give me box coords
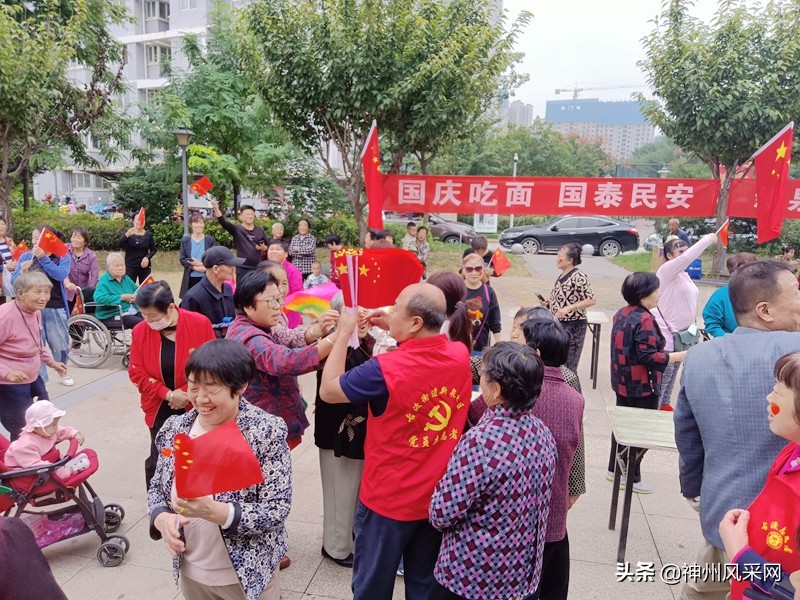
[490,248,512,276]
[189,176,214,196]
[11,240,30,261]
[716,219,730,248]
[134,207,146,229]
[35,228,69,258]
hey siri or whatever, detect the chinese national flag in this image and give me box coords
[361,121,384,229]
[11,240,30,261]
[173,421,264,498]
[133,207,146,229]
[36,228,68,258]
[134,274,156,293]
[753,122,793,243]
[491,248,512,276]
[190,176,214,196]
[716,219,730,248]
[334,248,423,309]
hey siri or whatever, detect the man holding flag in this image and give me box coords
[11,226,73,387]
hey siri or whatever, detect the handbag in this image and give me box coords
[0,267,14,299]
[656,307,701,351]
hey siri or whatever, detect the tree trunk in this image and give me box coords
[711,168,735,277]
[0,178,12,231]
[232,182,240,214]
[22,167,30,212]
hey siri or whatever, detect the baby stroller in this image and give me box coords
[0,435,130,566]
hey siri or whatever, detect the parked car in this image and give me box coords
[382,212,476,244]
[498,215,639,257]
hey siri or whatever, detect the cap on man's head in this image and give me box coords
[202,246,247,269]
[22,400,66,432]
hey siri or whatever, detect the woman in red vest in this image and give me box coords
[719,350,800,599]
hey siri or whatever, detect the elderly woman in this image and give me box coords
[608,272,686,494]
[12,226,73,387]
[289,218,316,280]
[93,253,144,329]
[129,281,215,489]
[266,241,303,328]
[64,227,99,311]
[0,272,68,439]
[429,343,557,600]
[539,243,596,374]
[179,213,216,298]
[653,233,716,409]
[462,252,501,352]
[148,339,291,600]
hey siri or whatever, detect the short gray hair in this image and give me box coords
[106,252,124,267]
[330,292,344,313]
[14,271,52,294]
[406,292,446,331]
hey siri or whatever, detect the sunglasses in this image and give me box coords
[464,265,483,273]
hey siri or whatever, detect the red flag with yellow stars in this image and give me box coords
[490,248,512,276]
[173,421,264,498]
[190,176,214,196]
[361,121,384,230]
[36,228,68,258]
[334,248,423,309]
[133,207,146,229]
[11,240,30,261]
[753,122,793,243]
[134,274,156,294]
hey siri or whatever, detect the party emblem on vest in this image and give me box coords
[406,385,465,449]
[762,520,793,553]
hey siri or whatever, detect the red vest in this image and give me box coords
[361,334,471,521]
[732,442,800,600]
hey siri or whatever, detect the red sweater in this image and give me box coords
[128,309,215,427]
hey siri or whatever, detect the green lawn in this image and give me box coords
[610,248,715,274]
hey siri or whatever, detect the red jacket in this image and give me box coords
[128,309,215,427]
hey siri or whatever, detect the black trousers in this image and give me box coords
[126,266,152,285]
[145,400,184,490]
[528,533,570,600]
[607,393,658,483]
[429,581,467,600]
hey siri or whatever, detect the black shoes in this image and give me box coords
[321,547,354,568]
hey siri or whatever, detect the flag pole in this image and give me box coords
[750,122,795,160]
[360,120,377,160]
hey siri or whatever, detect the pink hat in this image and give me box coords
[22,401,66,433]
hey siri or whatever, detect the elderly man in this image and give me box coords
[271,222,287,244]
[666,218,691,244]
[180,246,244,337]
[320,283,472,600]
[675,260,800,600]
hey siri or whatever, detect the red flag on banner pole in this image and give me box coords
[753,122,794,243]
[490,248,512,276]
[11,240,30,261]
[133,207,146,229]
[173,421,264,498]
[716,219,730,248]
[36,228,68,258]
[334,248,423,309]
[190,176,214,196]
[361,121,384,230]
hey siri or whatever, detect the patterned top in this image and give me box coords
[289,233,317,275]
[430,404,557,599]
[549,268,595,322]
[610,305,669,398]
[148,401,291,600]
[416,240,430,265]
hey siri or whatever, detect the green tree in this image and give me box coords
[138,1,293,211]
[0,0,129,227]
[638,0,800,274]
[113,164,181,225]
[242,0,529,235]
[624,136,712,179]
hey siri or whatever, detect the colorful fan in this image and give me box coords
[284,282,339,316]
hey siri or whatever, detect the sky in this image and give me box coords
[502,0,720,118]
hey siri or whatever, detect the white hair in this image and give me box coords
[106,252,124,267]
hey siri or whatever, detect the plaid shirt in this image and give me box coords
[289,233,317,275]
[610,305,670,398]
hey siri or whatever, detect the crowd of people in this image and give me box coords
[2,208,800,600]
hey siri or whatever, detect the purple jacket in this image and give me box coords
[225,315,318,440]
[533,366,584,542]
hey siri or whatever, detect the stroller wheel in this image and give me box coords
[104,508,122,533]
[105,533,130,553]
[121,354,130,368]
[97,538,126,567]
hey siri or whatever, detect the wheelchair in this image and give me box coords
[67,287,133,369]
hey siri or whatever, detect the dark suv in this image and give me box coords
[499,215,639,257]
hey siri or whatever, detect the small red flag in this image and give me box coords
[36,228,68,258]
[190,176,214,196]
[11,240,30,261]
[134,207,146,229]
[716,219,730,248]
[361,121,384,230]
[134,274,156,293]
[173,421,264,498]
[753,122,793,244]
[490,248,512,276]
[334,248,423,309]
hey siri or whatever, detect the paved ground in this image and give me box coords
[5,258,725,600]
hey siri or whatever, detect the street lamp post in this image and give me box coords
[172,127,194,236]
[657,164,671,178]
[510,153,519,229]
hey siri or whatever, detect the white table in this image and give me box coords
[607,406,678,562]
[587,311,609,390]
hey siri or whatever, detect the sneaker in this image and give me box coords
[61,377,75,387]
[396,567,404,577]
[607,471,654,494]
[660,404,674,412]
[606,470,617,482]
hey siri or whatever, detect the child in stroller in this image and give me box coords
[5,401,89,478]
[0,400,129,566]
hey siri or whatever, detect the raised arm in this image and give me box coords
[658,234,716,281]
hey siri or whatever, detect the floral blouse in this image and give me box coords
[549,267,595,322]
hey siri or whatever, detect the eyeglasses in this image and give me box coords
[464,265,483,273]
[255,296,284,309]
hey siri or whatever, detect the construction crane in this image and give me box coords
[554,85,643,100]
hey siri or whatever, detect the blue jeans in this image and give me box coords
[352,500,441,600]
[38,307,69,382]
[0,377,49,440]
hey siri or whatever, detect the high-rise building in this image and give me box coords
[501,100,534,128]
[544,98,655,160]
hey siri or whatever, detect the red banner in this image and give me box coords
[382,175,721,217]
[728,179,800,219]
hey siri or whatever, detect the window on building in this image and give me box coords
[95,175,112,189]
[146,44,171,64]
[181,0,197,9]
[74,172,94,189]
